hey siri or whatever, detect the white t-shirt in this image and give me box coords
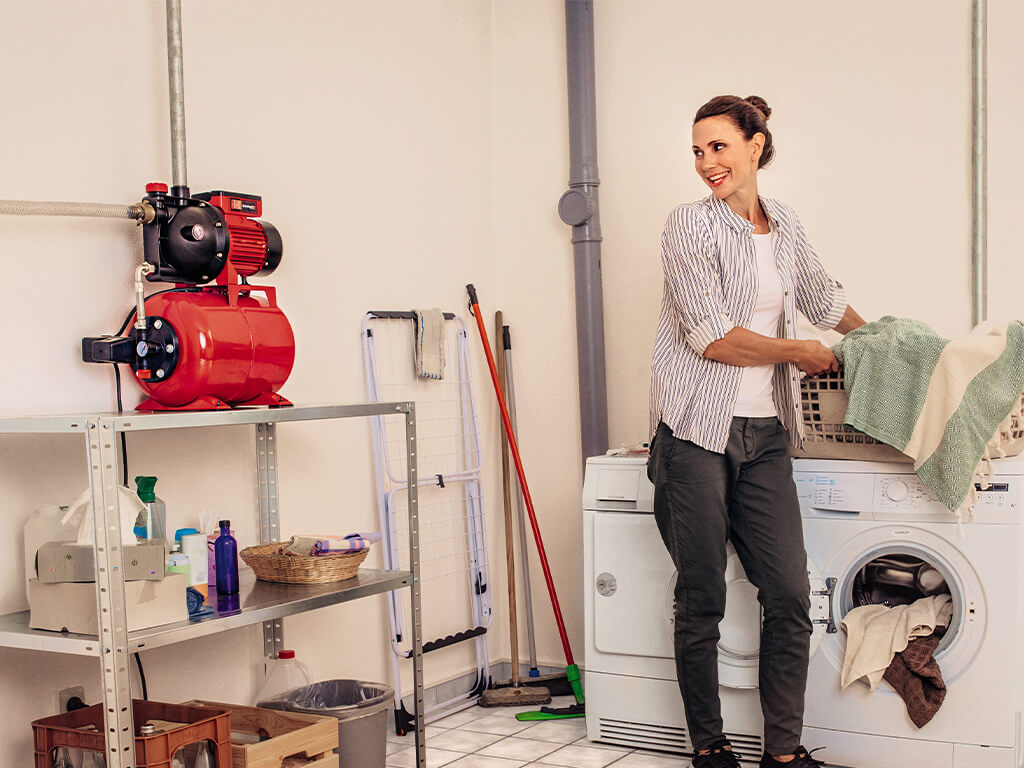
[733,232,784,417]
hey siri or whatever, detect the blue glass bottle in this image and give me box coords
[214,519,239,595]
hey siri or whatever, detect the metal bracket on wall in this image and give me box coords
[257,422,284,657]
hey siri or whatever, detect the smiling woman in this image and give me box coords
[647,94,867,768]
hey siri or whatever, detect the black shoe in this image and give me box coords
[759,745,827,767]
[692,739,741,768]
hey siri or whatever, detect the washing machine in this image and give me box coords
[796,456,1024,768]
[583,455,830,762]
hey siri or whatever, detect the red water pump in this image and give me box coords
[82,184,295,410]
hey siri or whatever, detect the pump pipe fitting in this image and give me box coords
[134,263,156,330]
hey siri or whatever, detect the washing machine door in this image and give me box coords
[592,511,828,688]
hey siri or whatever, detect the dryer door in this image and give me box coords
[592,511,827,688]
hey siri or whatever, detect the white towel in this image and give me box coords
[414,308,445,380]
[840,594,953,691]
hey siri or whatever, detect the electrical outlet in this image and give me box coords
[57,685,85,713]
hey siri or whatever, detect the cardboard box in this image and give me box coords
[36,541,166,583]
[28,572,188,634]
[186,700,338,768]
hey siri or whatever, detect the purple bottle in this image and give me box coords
[214,519,239,595]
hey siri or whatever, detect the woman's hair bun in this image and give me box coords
[744,95,772,121]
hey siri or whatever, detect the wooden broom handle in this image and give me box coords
[495,310,520,685]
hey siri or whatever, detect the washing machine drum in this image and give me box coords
[663,545,830,689]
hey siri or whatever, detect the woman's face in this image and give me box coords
[692,115,763,201]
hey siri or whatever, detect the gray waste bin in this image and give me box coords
[258,679,394,768]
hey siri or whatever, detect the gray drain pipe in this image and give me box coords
[971,0,987,327]
[558,0,609,464]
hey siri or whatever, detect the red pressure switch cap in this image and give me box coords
[277,650,296,659]
[146,182,169,193]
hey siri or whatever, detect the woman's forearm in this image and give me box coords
[834,305,866,335]
[704,327,838,374]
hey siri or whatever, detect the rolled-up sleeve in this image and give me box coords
[791,211,847,330]
[661,206,735,356]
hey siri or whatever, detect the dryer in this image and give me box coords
[583,455,829,762]
[796,457,1024,768]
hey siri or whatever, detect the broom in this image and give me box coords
[478,310,551,708]
[466,285,584,720]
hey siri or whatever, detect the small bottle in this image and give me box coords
[134,476,167,541]
[169,746,187,768]
[80,750,106,768]
[52,746,74,768]
[254,649,312,706]
[215,519,239,595]
[192,740,216,768]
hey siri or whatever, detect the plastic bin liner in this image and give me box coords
[258,679,392,714]
[258,680,394,768]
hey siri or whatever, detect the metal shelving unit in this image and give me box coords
[0,403,425,768]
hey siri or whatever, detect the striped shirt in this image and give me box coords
[649,194,847,453]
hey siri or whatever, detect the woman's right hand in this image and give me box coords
[794,340,839,376]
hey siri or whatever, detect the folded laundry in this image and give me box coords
[833,316,1024,517]
[281,532,381,557]
[840,593,953,691]
[883,630,946,728]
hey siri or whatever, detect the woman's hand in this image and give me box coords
[794,340,839,375]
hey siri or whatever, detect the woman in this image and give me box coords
[647,95,865,768]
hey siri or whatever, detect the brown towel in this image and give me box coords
[883,631,946,727]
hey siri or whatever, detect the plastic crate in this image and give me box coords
[793,369,1024,461]
[32,700,231,768]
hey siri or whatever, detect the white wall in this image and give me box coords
[0,1,1021,764]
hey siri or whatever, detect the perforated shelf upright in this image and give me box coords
[0,403,426,768]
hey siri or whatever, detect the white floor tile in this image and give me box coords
[534,743,630,768]
[613,751,687,767]
[478,736,562,762]
[435,706,490,728]
[460,713,535,736]
[515,719,587,744]
[428,728,506,753]
[386,745,466,768]
[443,755,529,768]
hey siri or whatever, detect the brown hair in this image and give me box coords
[694,95,774,169]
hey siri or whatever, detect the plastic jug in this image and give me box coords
[134,476,167,541]
[254,650,312,706]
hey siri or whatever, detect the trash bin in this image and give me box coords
[258,680,394,768]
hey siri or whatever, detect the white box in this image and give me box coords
[28,572,188,634]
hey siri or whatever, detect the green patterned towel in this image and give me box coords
[833,316,1024,514]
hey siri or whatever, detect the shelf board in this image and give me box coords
[0,402,413,435]
[0,568,411,656]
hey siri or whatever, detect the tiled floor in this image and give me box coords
[385,696,683,768]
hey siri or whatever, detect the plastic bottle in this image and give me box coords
[214,519,239,595]
[133,476,167,541]
[254,649,312,706]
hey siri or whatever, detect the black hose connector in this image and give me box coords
[65,696,88,712]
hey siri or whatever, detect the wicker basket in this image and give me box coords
[793,369,1024,462]
[240,542,370,584]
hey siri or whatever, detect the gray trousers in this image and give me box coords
[647,418,812,755]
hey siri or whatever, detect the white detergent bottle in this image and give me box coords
[254,649,312,706]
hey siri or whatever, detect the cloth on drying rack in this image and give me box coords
[833,316,1024,518]
[883,630,946,728]
[840,593,953,691]
[281,532,381,557]
[413,308,446,380]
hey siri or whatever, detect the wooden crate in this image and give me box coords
[186,700,338,768]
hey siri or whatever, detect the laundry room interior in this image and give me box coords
[2,1,1024,768]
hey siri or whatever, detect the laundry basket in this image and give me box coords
[792,370,1024,461]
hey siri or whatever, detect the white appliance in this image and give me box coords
[583,455,829,762]
[796,457,1024,768]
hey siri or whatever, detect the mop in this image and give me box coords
[466,285,584,720]
[478,310,551,708]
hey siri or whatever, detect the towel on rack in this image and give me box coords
[883,630,946,728]
[833,316,1024,517]
[413,308,446,380]
[840,593,952,691]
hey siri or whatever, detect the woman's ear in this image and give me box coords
[751,132,765,163]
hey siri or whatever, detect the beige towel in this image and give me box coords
[840,594,953,690]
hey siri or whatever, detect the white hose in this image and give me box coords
[0,199,149,220]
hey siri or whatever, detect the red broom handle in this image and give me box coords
[466,285,575,667]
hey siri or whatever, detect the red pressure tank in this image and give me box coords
[135,288,295,410]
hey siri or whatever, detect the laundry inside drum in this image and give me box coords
[851,553,951,610]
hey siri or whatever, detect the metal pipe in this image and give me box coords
[0,199,151,220]
[971,0,988,327]
[133,263,155,330]
[166,0,188,195]
[559,0,609,464]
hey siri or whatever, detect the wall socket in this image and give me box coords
[57,685,86,713]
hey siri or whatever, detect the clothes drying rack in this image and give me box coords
[362,310,492,732]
